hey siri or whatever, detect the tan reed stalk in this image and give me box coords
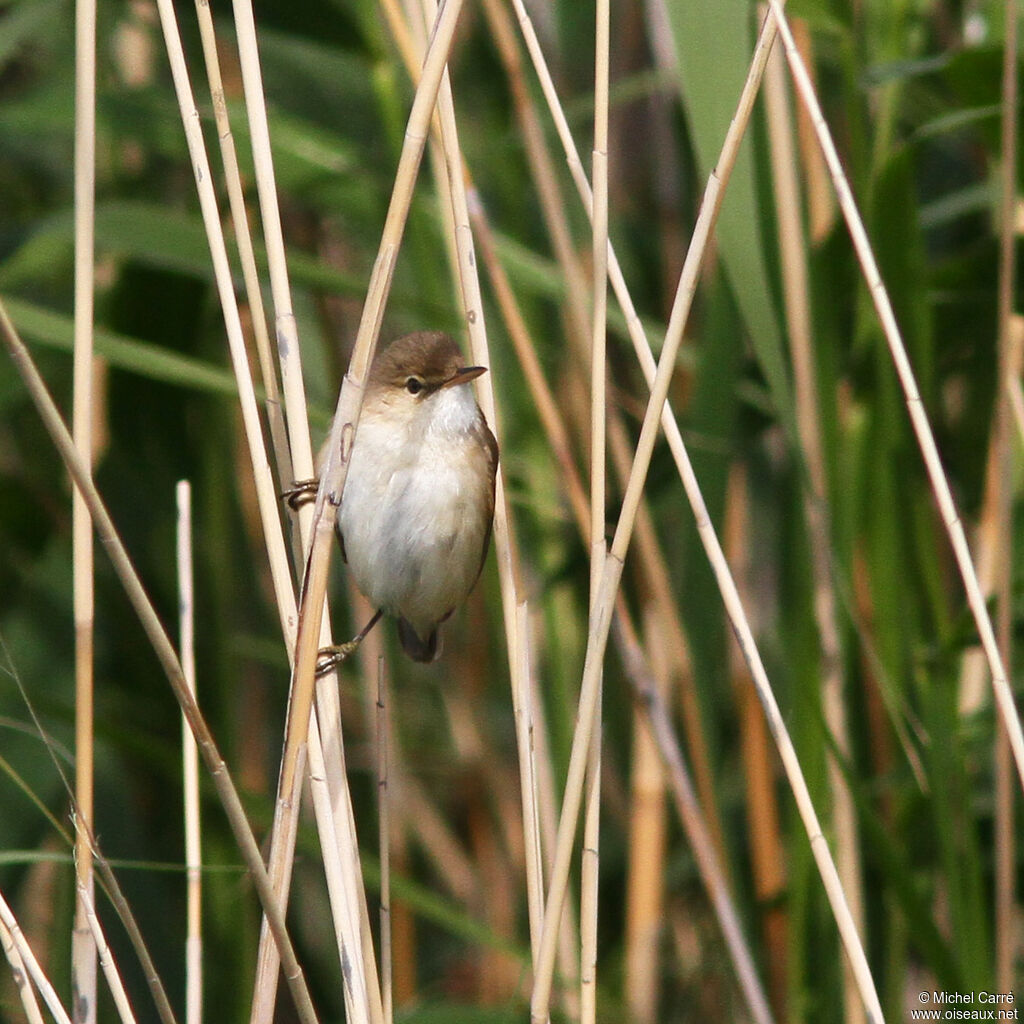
[0,915,46,1024]
[512,601,547,962]
[71,0,98,1014]
[993,0,1018,991]
[724,464,787,1016]
[229,0,380,1007]
[0,888,73,1024]
[472,186,764,1017]
[480,7,730,987]
[1008,328,1024,443]
[0,302,319,1024]
[790,19,834,244]
[526,9,778,1018]
[581,0,610,1017]
[763,37,864,1024]
[376,658,394,1024]
[151,0,296,680]
[75,881,138,1024]
[625,606,669,1024]
[611,614,776,1024]
[278,7,468,965]
[190,0,294,505]
[529,7,885,1022]
[2,634,180,1024]
[768,0,1024,798]
[465,31,765,1013]
[410,0,544,979]
[176,481,202,1024]
[302,719,375,1024]
[417,0,529,691]
[153,0,367,1014]
[501,0,738,866]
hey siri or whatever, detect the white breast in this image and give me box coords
[338,384,492,640]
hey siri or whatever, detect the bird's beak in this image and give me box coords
[442,365,487,389]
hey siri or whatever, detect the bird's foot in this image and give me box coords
[314,610,384,675]
[282,478,319,511]
[315,640,362,676]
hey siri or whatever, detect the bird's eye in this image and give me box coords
[405,376,424,395]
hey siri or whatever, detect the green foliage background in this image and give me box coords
[1,0,1021,1020]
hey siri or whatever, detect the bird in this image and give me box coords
[314,331,498,666]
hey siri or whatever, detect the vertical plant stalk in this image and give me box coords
[763,39,864,1024]
[377,659,394,1024]
[529,6,885,1022]
[612,616,776,1024]
[71,0,98,1015]
[411,0,543,976]
[0,915,47,1024]
[768,0,1024,797]
[1,619,179,1024]
[225,0,381,1014]
[149,1,336,1017]
[381,0,562,978]
[724,465,788,1016]
[75,882,138,1024]
[0,888,73,1024]
[0,305,319,1024]
[176,481,203,1024]
[581,0,610,1017]
[280,12,467,954]
[624,607,669,1024]
[526,10,773,1019]
[993,0,1018,992]
[472,184,766,1018]
[190,0,294,506]
[504,0,729,869]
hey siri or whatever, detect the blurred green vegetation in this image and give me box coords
[1,0,1022,1021]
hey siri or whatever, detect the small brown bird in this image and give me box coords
[326,331,498,664]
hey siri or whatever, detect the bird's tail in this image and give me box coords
[398,617,441,663]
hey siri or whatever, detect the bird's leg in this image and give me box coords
[315,609,384,675]
[281,478,319,511]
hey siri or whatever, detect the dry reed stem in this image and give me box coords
[527,10,782,1019]
[475,189,735,1014]
[612,616,776,1024]
[176,481,202,1024]
[763,38,864,1024]
[0,888,73,1024]
[280,7,466,951]
[72,0,98,1014]
[724,464,787,1016]
[75,881,138,1024]
[303,723,374,1024]
[152,0,363,1016]
[1,635,179,1024]
[505,0,728,868]
[190,0,294,506]
[419,0,531,709]
[624,608,669,1024]
[993,0,1018,991]
[411,0,545,982]
[227,0,378,1010]
[769,0,1024,800]
[473,24,740,1008]
[478,11,729,1004]
[376,659,394,1024]
[531,6,885,1021]
[0,303,318,1024]
[580,0,610,1018]
[0,915,46,1024]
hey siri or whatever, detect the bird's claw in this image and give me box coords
[282,478,319,511]
[315,640,361,676]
